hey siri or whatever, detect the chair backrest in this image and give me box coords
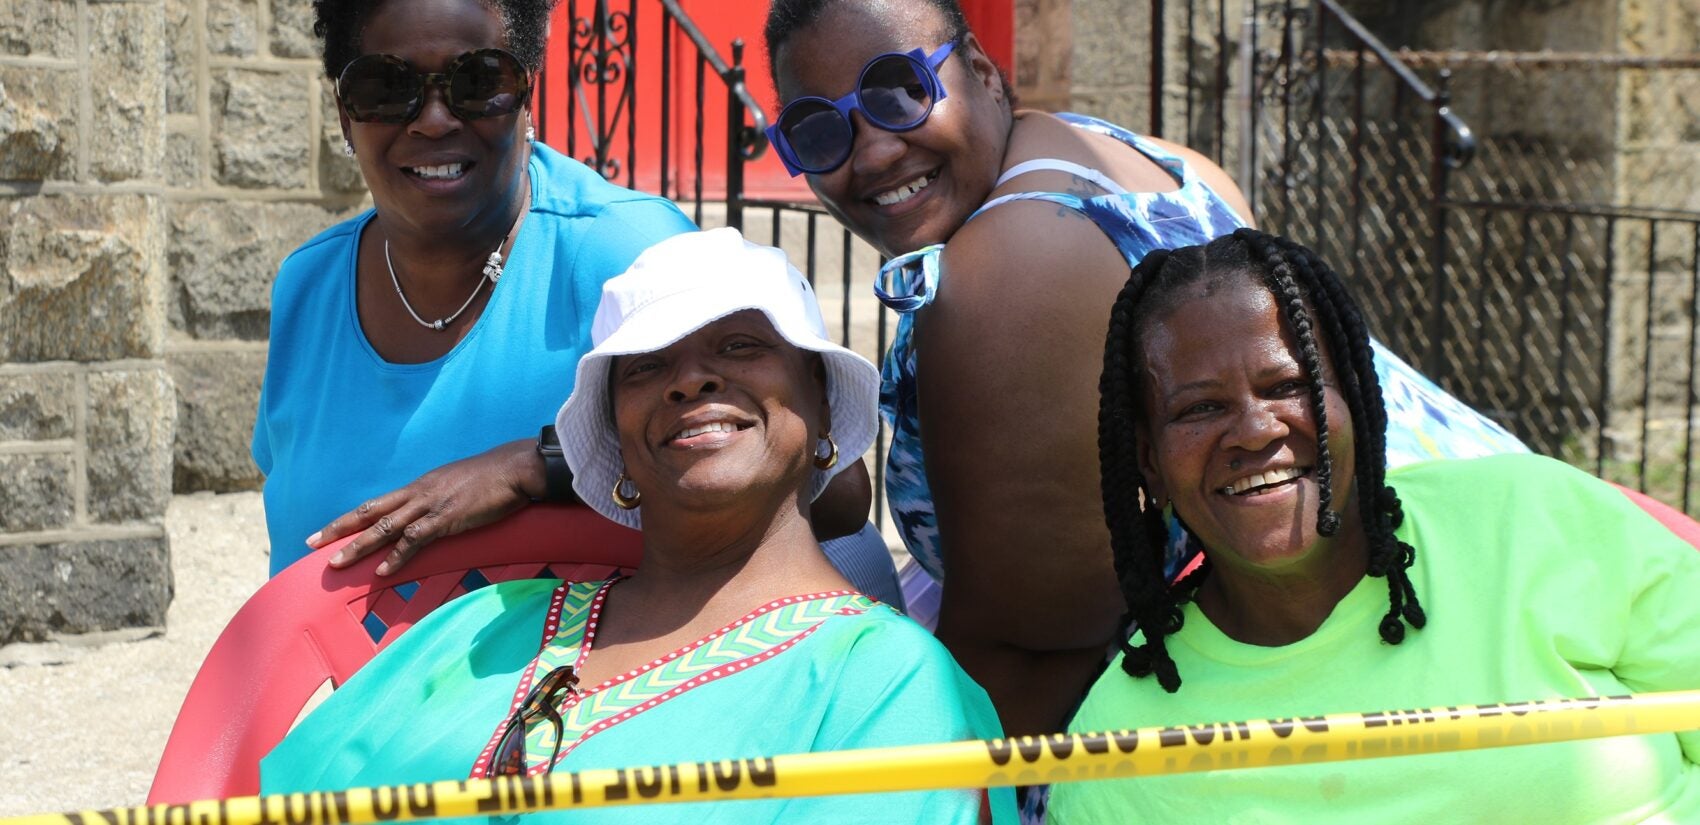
[147,505,642,805]
[1614,483,1700,550]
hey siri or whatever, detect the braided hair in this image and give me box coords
[1097,228,1426,693]
[313,0,556,81]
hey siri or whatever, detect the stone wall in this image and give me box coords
[1,0,176,642]
[0,0,365,641]
[161,0,366,495]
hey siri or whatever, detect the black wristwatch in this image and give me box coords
[537,424,575,503]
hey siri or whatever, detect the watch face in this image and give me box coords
[539,425,564,454]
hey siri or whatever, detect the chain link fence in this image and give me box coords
[1419,53,1700,512]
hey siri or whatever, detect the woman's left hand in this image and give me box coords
[312,438,544,575]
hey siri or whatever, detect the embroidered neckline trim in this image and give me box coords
[469,581,871,778]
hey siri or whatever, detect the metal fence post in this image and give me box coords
[1425,69,1455,378]
[1150,0,1165,138]
[726,39,747,232]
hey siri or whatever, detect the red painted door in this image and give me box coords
[538,0,1013,204]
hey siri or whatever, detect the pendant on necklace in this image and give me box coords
[484,251,505,283]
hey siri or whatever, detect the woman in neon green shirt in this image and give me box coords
[1052,228,1700,822]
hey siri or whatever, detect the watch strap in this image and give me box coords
[537,425,575,503]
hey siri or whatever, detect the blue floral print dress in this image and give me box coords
[877,113,1528,583]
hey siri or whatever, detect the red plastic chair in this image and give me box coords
[147,505,642,805]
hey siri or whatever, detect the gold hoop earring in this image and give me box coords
[813,433,839,470]
[611,472,642,510]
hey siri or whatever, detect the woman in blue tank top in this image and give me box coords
[765,0,1526,743]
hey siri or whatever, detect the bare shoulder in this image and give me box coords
[1145,136,1255,227]
[909,199,1130,654]
[934,201,1130,319]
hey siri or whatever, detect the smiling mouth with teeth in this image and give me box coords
[407,162,469,181]
[873,170,940,207]
[666,421,749,444]
[1221,467,1311,496]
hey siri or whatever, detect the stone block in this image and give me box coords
[165,0,196,115]
[169,348,265,492]
[1482,0,1615,52]
[1616,146,1700,213]
[0,535,173,643]
[0,0,77,58]
[86,366,175,524]
[1014,0,1072,106]
[212,68,311,189]
[269,0,319,60]
[1071,0,1148,88]
[168,200,353,339]
[90,1,166,182]
[0,371,76,441]
[1621,70,1700,147]
[0,194,167,362]
[318,85,366,193]
[0,452,75,532]
[0,66,78,181]
[1621,0,1700,56]
[165,128,200,188]
[207,0,256,57]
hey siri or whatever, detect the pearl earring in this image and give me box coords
[342,140,354,157]
[525,125,537,142]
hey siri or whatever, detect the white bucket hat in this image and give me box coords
[554,227,880,529]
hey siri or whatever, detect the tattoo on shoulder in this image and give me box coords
[1057,174,1106,220]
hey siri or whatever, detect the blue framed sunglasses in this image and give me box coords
[767,42,957,177]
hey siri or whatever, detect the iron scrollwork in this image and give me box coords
[569,0,635,180]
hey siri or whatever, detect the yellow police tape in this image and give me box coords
[9,689,1700,825]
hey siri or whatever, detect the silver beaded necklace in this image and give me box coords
[384,210,523,332]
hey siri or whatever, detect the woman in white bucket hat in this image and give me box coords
[555,227,901,609]
[263,228,1016,824]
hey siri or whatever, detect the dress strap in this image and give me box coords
[875,244,945,314]
[970,191,1090,221]
[992,158,1130,196]
[1053,112,1194,187]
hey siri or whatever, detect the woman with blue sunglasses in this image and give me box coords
[766,0,1529,746]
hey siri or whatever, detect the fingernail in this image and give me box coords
[376,561,391,576]
[329,552,345,566]
[306,531,322,546]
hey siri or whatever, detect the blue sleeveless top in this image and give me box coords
[875,113,1528,581]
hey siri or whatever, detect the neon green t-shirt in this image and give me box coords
[1051,454,1700,824]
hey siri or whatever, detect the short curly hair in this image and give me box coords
[313,0,556,81]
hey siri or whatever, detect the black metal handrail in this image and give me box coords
[1315,0,1474,169]
[658,0,767,162]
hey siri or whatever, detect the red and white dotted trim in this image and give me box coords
[469,579,611,778]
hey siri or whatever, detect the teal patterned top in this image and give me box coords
[262,578,1018,824]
